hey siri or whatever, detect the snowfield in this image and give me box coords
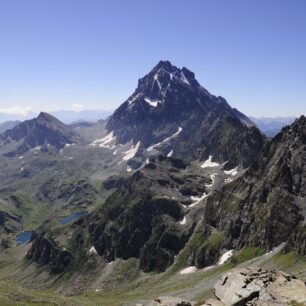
[224,167,238,176]
[217,250,234,265]
[189,193,208,207]
[201,155,220,168]
[180,266,197,274]
[122,141,140,161]
[144,97,160,107]
[147,127,182,151]
[90,131,116,149]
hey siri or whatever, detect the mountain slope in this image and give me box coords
[204,115,306,255]
[27,156,214,273]
[106,60,265,168]
[0,120,21,133]
[0,112,80,157]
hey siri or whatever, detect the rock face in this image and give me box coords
[106,60,265,168]
[0,112,80,157]
[27,235,73,274]
[214,268,306,306]
[204,116,306,254]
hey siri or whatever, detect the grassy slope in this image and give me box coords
[0,244,306,306]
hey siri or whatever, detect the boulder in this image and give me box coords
[214,268,306,306]
[134,296,193,306]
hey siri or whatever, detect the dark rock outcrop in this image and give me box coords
[204,116,306,255]
[27,235,73,274]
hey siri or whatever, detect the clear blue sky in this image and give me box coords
[0,0,305,117]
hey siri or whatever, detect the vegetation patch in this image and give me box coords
[231,247,265,264]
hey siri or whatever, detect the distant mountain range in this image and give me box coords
[250,116,296,137]
[0,120,21,133]
[0,109,113,125]
[0,109,296,138]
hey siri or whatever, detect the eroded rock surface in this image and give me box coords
[214,268,306,306]
[134,296,193,306]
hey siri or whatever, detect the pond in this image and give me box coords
[59,211,88,225]
[16,231,33,245]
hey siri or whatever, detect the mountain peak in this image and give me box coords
[37,112,56,121]
[106,61,265,167]
[285,115,306,138]
[135,60,199,98]
[285,115,306,133]
[0,112,79,157]
[296,114,306,124]
[153,60,177,73]
[36,112,69,129]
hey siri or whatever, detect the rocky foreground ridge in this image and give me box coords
[136,268,306,306]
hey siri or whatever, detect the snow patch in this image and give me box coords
[65,143,75,147]
[127,165,132,172]
[203,265,215,271]
[144,97,160,107]
[180,266,197,274]
[90,131,116,149]
[201,156,220,168]
[206,174,216,188]
[147,127,182,151]
[179,216,186,225]
[89,246,97,254]
[31,145,42,154]
[224,167,238,176]
[154,73,162,90]
[128,93,142,105]
[167,150,173,157]
[180,71,191,85]
[122,141,140,161]
[189,193,208,207]
[217,250,234,265]
[18,156,23,159]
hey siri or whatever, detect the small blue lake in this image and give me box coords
[59,211,88,225]
[16,231,33,245]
